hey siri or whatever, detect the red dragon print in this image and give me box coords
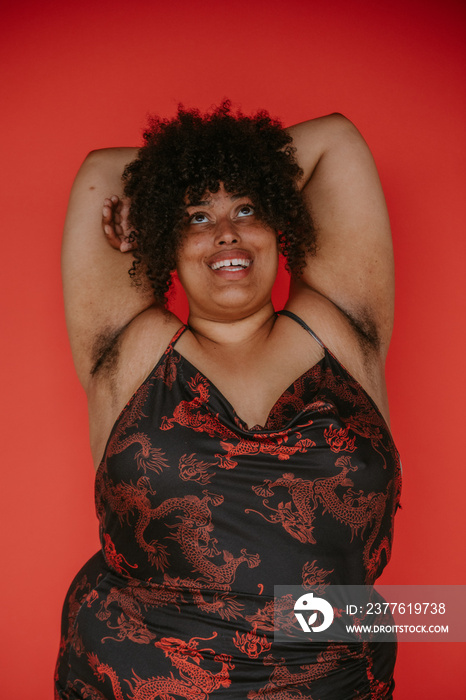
[102,533,138,576]
[96,579,185,644]
[160,373,316,470]
[233,629,272,658]
[301,560,334,593]
[160,374,226,437]
[247,456,392,580]
[247,645,351,700]
[104,383,170,475]
[323,424,356,452]
[87,633,234,699]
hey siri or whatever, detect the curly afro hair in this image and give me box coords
[122,101,316,306]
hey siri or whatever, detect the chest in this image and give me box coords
[97,354,400,591]
[175,346,325,430]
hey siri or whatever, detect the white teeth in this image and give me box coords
[210,258,251,270]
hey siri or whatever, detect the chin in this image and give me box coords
[198,293,272,320]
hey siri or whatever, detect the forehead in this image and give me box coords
[185,183,249,208]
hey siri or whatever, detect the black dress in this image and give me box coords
[55,311,401,699]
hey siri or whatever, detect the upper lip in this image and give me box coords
[207,249,253,268]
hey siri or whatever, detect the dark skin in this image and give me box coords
[62,114,394,467]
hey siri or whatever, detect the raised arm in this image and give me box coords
[287,115,394,356]
[62,148,157,389]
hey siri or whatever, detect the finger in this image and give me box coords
[120,240,134,252]
[102,204,112,223]
[103,220,119,239]
[103,197,117,216]
[103,196,119,218]
[104,224,123,250]
[120,228,137,253]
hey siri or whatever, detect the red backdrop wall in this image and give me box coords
[1,0,465,696]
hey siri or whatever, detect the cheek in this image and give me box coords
[176,234,206,263]
[174,244,203,289]
[262,234,280,266]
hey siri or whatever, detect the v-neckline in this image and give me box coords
[171,345,327,433]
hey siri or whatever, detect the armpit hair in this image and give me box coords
[90,328,124,378]
[340,306,381,354]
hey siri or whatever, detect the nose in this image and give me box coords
[214,218,239,246]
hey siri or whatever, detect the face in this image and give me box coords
[176,184,279,320]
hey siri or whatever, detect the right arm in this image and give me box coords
[62,148,158,391]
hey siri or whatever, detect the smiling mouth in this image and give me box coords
[209,258,252,271]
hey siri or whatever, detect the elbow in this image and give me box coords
[325,113,363,145]
[75,150,108,180]
[79,147,138,179]
[82,148,110,167]
[327,113,357,131]
[77,148,122,182]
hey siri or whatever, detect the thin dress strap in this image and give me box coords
[276,310,326,349]
[167,324,188,350]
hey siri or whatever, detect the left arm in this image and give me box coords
[286,114,394,356]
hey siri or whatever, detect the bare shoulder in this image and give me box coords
[87,307,183,467]
[284,288,391,425]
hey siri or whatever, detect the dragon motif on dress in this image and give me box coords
[323,424,356,452]
[217,431,315,470]
[266,365,335,430]
[102,533,139,576]
[57,573,97,665]
[87,633,234,699]
[153,351,180,388]
[246,472,319,543]
[96,475,170,569]
[245,594,299,636]
[322,367,394,461]
[248,456,392,580]
[95,579,185,644]
[56,332,400,697]
[160,374,228,437]
[162,491,260,585]
[247,645,350,700]
[178,453,219,485]
[313,456,392,582]
[98,482,259,585]
[302,560,334,593]
[160,373,316,469]
[233,629,272,658]
[100,381,171,475]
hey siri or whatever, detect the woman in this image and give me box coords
[57,103,401,698]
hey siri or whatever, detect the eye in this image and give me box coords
[236,204,255,218]
[188,212,209,224]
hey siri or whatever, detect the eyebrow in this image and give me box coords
[186,192,248,207]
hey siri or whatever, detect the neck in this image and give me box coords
[187,301,276,349]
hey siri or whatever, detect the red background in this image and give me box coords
[1,0,465,696]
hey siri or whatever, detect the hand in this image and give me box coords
[102,195,135,252]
